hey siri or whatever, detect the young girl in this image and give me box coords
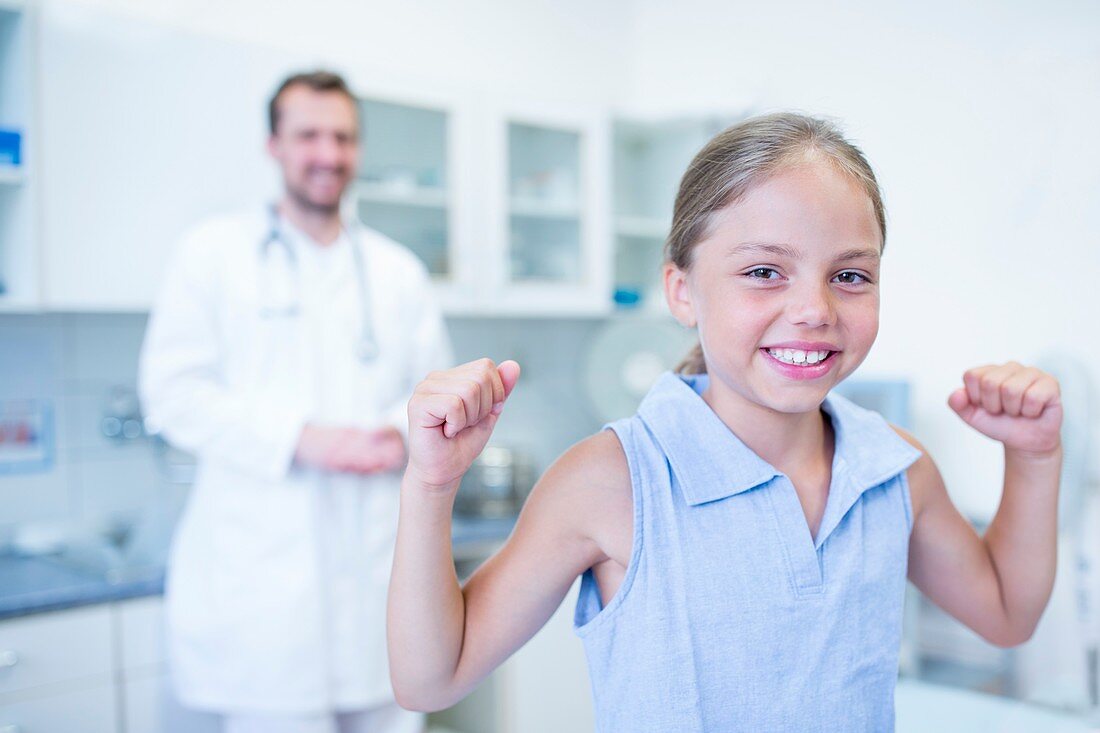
[387,113,1063,731]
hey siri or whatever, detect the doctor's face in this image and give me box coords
[267,84,360,214]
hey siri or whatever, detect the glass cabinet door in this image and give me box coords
[354,97,453,280]
[0,0,36,310]
[611,117,732,312]
[507,122,583,284]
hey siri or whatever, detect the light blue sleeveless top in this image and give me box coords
[574,372,922,732]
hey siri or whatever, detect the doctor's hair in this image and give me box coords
[268,70,357,135]
[668,112,886,374]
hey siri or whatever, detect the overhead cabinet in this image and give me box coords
[27,4,744,317]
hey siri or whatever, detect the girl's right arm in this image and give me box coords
[387,358,630,712]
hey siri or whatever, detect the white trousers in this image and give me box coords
[223,703,425,733]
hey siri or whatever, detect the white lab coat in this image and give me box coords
[139,208,452,714]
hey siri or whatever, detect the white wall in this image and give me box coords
[623,0,1100,519]
[60,0,630,106]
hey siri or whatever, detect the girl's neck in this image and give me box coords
[701,378,834,480]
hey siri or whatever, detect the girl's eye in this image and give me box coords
[833,271,871,285]
[745,267,781,280]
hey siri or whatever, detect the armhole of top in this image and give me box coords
[573,421,646,638]
[899,468,915,534]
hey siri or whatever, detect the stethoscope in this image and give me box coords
[258,203,380,362]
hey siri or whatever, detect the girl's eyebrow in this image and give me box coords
[726,242,800,259]
[834,247,881,263]
[726,242,881,263]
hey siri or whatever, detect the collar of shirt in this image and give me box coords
[637,372,921,510]
[278,214,356,285]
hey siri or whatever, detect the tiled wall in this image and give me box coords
[0,313,671,538]
[0,313,187,542]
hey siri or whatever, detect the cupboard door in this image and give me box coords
[0,605,112,696]
[350,86,476,315]
[0,681,117,733]
[488,106,611,316]
[610,116,733,313]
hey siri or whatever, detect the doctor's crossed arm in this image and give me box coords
[295,423,407,474]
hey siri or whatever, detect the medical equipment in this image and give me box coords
[258,204,379,362]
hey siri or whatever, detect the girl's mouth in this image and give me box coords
[764,347,833,366]
[760,347,840,380]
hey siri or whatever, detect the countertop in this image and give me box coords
[0,514,517,621]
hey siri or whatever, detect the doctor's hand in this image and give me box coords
[294,424,407,475]
[948,362,1063,458]
[405,358,521,493]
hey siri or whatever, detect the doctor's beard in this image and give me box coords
[285,165,351,216]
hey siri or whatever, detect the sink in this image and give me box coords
[10,510,174,586]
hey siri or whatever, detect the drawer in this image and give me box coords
[0,606,113,696]
[115,596,166,671]
[0,679,117,733]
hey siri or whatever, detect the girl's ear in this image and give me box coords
[664,263,697,328]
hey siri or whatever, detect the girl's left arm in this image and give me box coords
[899,362,1062,647]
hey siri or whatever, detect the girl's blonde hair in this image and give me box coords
[668,113,886,374]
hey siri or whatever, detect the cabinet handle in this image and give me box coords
[0,650,18,668]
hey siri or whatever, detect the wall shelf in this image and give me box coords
[509,198,580,220]
[615,215,668,239]
[353,182,448,209]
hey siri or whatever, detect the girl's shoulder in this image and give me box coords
[889,425,947,518]
[537,429,632,518]
[514,429,633,570]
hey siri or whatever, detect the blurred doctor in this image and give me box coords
[139,70,451,733]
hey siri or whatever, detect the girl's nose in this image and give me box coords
[786,282,837,328]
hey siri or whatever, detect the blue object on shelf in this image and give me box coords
[613,288,642,307]
[0,128,22,167]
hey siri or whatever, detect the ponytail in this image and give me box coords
[675,342,707,375]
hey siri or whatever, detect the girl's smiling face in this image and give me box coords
[665,159,883,416]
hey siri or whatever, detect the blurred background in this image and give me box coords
[1,0,1099,731]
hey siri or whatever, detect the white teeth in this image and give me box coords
[767,348,831,366]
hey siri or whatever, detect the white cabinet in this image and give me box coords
[112,597,223,733]
[610,116,735,314]
[0,598,218,733]
[349,83,478,315]
[482,106,611,316]
[115,595,165,672]
[30,9,754,319]
[352,94,613,317]
[32,4,616,316]
[0,682,118,733]
[0,605,117,733]
[121,671,162,733]
[0,604,114,696]
[0,0,38,311]
[0,584,593,733]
